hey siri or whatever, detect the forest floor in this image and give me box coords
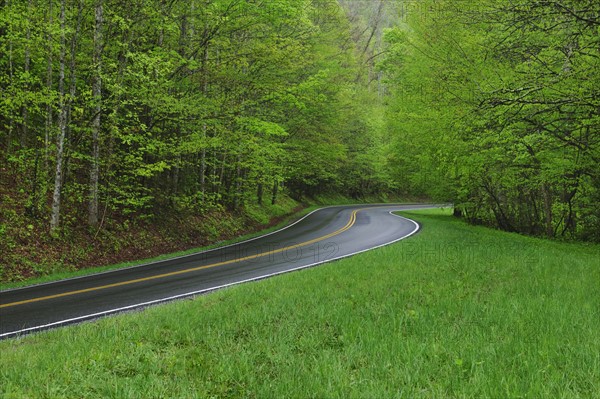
[1,209,599,397]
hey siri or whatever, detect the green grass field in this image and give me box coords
[1,209,599,398]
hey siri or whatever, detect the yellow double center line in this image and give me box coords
[0,210,359,309]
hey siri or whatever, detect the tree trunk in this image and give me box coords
[7,0,14,153]
[200,36,208,196]
[50,0,67,232]
[271,180,278,205]
[45,0,54,174]
[233,156,241,209]
[89,0,103,227]
[21,0,32,148]
[542,184,553,238]
[61,0,83,192]
[257,183,263,205]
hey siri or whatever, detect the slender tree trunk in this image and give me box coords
[50,0,67,231]
[219,153,226,192]
[7,0,13,153]
[89,0,103,226]
[38,0,54,217]
[58,0,82,199]
[53,0,83,224]
[200,37,208,196]
[158,0,164,47]
[21,0,32,148]
[172,156,180,195]
[542,184,553,238]
[67,0,82,130]
[45,0,54,174]
[171,3,190,198]
[233,156,241,209]
[257,183,263,205]
[271,180,278,205]
[212,147,219,192]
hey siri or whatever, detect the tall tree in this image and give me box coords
[50,0,68,231]
[88,0,103,227]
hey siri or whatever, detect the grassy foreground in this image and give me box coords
[1,209,599,398]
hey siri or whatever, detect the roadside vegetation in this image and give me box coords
[2,209,598,398]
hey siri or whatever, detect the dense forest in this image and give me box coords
[1,0,393,227]
[1,0,598,280]
[380,0,600,241]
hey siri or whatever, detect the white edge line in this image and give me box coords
[0,207,431,340]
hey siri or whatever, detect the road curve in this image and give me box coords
[0,204,437,339]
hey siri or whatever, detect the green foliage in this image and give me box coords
[0,0,394,244]
[381,0,600,241]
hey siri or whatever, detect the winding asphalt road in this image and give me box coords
[0,204,436,339]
